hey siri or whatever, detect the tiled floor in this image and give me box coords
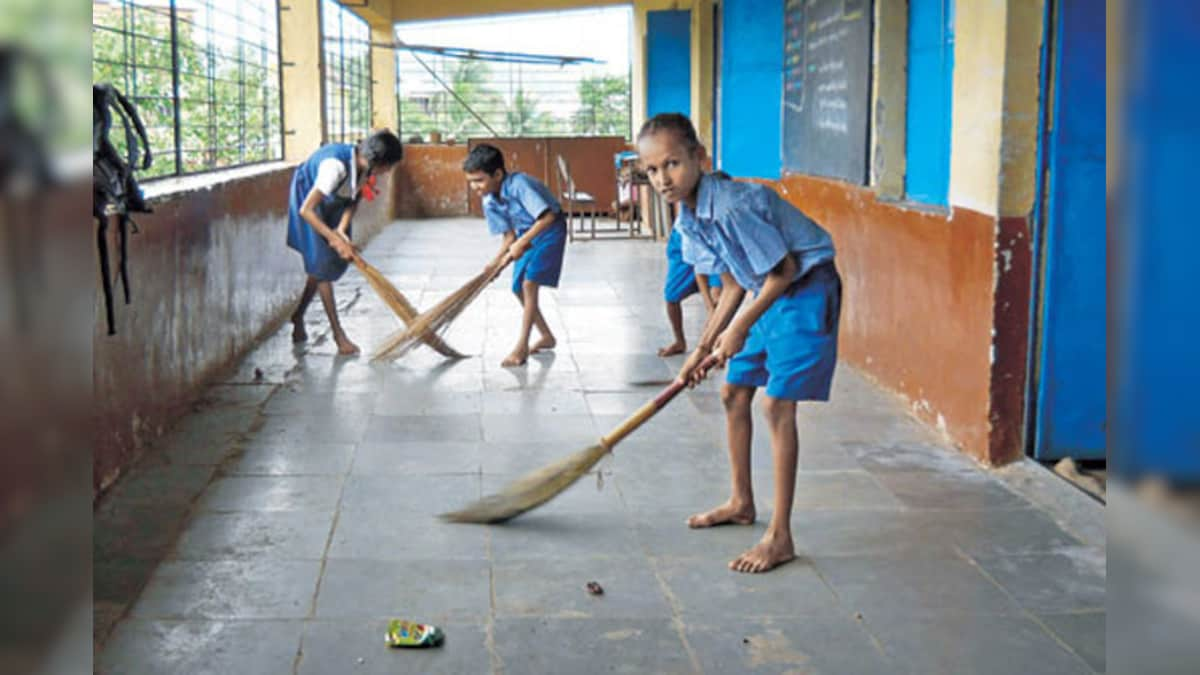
[95,218,1105,674]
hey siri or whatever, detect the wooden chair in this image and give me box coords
[555,154,598,241]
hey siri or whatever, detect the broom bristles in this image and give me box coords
[439,443,610,524]
[355,258,466,359]
[372,267,493,362]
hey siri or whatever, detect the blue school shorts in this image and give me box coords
[512,218,567,294]
[726,262,842,401]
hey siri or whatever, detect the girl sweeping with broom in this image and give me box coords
[287,129,405,355]
[639,113,841,573]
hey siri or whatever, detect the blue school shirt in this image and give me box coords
[676,174,834,293]
[482,171,563,236]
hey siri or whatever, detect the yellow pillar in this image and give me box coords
[998,0,1045,218]
[631,4,651,138]
[870,0,907,198]
[690,0,714,151]
[370,22,398,132]
[280,0,324,160]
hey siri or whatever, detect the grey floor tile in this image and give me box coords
[373,388,482,416]
[365,413,483,443]
[493,618,696,675]
[1039,611,1105,673]
[339,474,480,516]
[94,501,192,560]
[255,411,371,444]
[263,390,378,417]
[353,440,483,475]
[924,507,1086,557]
[131,559,321,619]
[298,620,490,675]
[481,413,597,444]
[631,514,766,559]
[481,389,591,415]
[813,555,1022,616]
[790,510,957,558]
[687,614,892,674]
[873,470,1033,510]
[224,441,355,476]
[864,613,1094,675]
[494,556,672,619]
[196,476,343,512]
[328,506,487,560]
[489,512,640,561]
[844,439,984,474]
[775,470,906,510]
[103,463,216,507]
[315,559,491,622]
[657,556,840,618]
[97,619,303,675]
[973,548,1106,613]
[172,510,334,561]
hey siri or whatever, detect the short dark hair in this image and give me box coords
[359,129,404,167]
[463,143,505,174]
[637,113,701,152]
[710,170,732,180]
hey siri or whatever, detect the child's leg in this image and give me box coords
[688,383,757,528]
[657,301,687,356]
[291,276,319,342]
[315,280,359,355]
[729,395,798,573]
[502,281,541,366]
[530,294,556,353]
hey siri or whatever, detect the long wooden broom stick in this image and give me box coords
[352,256,465,358]
[440,354,721,524]
[371,247,520,362]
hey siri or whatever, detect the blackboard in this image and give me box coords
[781,0,873,183]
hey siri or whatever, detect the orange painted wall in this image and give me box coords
[776,174,1003,463]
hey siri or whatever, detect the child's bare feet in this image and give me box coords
[335,337,360,355]
[687,500,755,528]
[729,531,795,573]
[502,345,529,367]
[657,341,686,357]
[531,335,557,353]
[291,316,307,343]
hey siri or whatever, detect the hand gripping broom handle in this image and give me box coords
[599,354,721,449]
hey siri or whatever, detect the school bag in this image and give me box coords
[93,83,153,335]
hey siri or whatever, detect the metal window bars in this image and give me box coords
[92,0,283,179]
[393,40,631,142]
[321,0,372,146]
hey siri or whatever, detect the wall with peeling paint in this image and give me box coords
[93,165,393,495]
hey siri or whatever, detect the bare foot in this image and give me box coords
[729,532,795,573]
[531,336,557,353]
[687,500,755,528]
[291,317,307,343]
[335,337,360,355]
[501,346,529,367]
[657,341,687,357]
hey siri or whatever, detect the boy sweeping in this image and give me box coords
[638,114,841,573]
[658,170,729,357]
[463,144,567,367]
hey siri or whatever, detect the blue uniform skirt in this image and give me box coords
[726,262,842,401]
[287,196,353,282]
[512,218,567,294]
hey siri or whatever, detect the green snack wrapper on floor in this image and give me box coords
[385,619,444,648]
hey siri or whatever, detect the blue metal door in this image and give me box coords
[1032,0,1106,460]
[646,10,691,118]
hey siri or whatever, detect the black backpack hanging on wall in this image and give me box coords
[93,83,152,335]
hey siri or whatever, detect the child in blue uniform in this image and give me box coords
[638,113,841,574]
[287,130,404,355]
[463,144,568,367]
[658,171,729,357]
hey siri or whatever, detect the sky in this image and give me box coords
[394,6,633,78]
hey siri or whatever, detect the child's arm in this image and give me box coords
[678,271,746,384]
[695,273,716,314]
[298,187,356,260]
[503,209,558,263]
[490,230,516,269]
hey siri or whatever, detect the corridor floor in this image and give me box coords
[95,218,1105,674]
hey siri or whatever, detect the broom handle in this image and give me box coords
[599,354,721,449]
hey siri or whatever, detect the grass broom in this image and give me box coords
[440,354,720,524]
[352,256,466,359]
